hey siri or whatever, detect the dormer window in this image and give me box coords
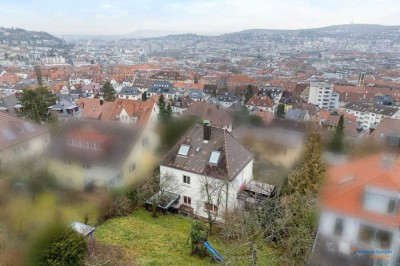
[363,190,397,215]
[209,151,221,164]
[178,144,190,156]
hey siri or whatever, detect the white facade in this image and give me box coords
[1,132,51,165]
[118,94,141,101]
[115,103,159,129]
[160,159,253,219]
[42,56,66,65]
[308,82,339,110]
[319,209,400,266]
[245,104,274,113]
[219,101,236,108]
[345,108,400,130]
[172,106,187,116]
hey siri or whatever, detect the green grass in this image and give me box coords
[96,209,279,266]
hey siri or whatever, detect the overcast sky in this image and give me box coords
[1,0,400,35]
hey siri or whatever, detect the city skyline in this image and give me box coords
[1,0,400,35]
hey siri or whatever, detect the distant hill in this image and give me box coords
[0,27,64,45]
[230,24,400,35]
[20,23,400,42]
[62,30,186,41]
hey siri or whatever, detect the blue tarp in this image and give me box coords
[204,241,223,262]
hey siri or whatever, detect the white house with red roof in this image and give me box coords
[245,95,275,113]
[158,122,254,219]
[312,154,400,266]
[0,111,51,165]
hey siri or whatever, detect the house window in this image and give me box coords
[387,136,399,147]
[204,203,218,213]
[387,199,396,214]
[129,163,136,173]
[183,175,190,184]
[14,146,21,156]
[333,218,344,236]
[364,192,396,214]
[142,137,149,148]
[22,143,30,152]
[375,229,392,249]
[82,163,91,169]
[183,196,191,205]
[358,224,376,244]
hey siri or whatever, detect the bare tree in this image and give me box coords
[144,170,181,218]
[219,205,281,266]
[198,174,231,235]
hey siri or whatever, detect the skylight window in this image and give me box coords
[178,144,190,156]
[209,151,221,164]
[1,129,16,140]
[23,122,35,132]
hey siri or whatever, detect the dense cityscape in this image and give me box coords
[1,10,400,266]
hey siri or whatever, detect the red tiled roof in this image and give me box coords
[228,74,256,85]
[254,110,274,124]
[369,118,400,142]
[77,98,114,121]
[173,82,204,90]
[320,154,400,227]
[246,96,273,108]
[183,102,233,128]
[334,84,400,103]
[110,99,155,127]
[66,130,111,143]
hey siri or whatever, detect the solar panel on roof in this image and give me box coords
[178,144,190,156]
[1,128,16,140]
[23,122,35,132]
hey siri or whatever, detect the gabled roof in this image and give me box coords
[50,99,77,110]
[173,82,204,90]
[47,119,141,168]
[246,95,273,108]
[291,102,319,115]
[161,124,253,180]
[118,86,140,96]
[110,99,155,127]
[173,96,193,109]
[343,102,398,116]
[0,95,19,115]
[132,78,153,88]
[77,98,114,121]
[228,74,255,84]
[232,125,305,148]
[81,82,101,92]
[369,118,400,142]
[217,92,237,103]
[320,154,400,227]
[188,89,207,100]
[0,111,50,151]
[151,71,186,81]
[183,102,233,128]
[285,108,309,120]
[148,81,176,94]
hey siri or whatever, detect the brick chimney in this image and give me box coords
[203,120,211,142]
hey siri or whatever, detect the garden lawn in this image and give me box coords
[95,209,278,266]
